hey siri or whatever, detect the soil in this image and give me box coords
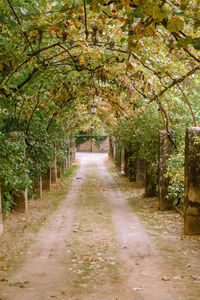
[0,153,200,299]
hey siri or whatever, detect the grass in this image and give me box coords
[62,167,74,178]
[127,197,141,212]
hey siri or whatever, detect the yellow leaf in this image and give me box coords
[79,54,85,65]
[32,30,38,36]
[126,61,134,71]
[167,17,184,33]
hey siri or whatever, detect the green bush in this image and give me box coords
[165,146,185,210]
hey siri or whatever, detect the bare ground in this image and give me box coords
[0,153,200,299]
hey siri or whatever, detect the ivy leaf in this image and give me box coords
[152,5,166,22]
[127,36,137,49]
[167,17,184,32]
[176,36,193,48]
[192,38,200,50]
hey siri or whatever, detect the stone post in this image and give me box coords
[71,140,76,160]
[69,140,73,163]
[113,139,116,161]
[63,160,66,173]
[136,158,146,187]
[42,168,51,191]
[61,163,65,176]
[184,127,200,235]
[65,157,68,170]
[51,146,57,184]
[57,166,61,178]
[145,164,157,197]
[109,136,114,159]
[114,140,118,162]
[121,145,125,174]
[34,177,42,199]
[68,154,71,168]
[12,189,28,212]
[129,159,136,182]
[0,185,3,235]
[124,148,130,176]
[12,138,28,212]
[158,130,174,210]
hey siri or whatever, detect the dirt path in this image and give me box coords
[0,153,200,299]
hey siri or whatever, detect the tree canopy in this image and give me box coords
[0,0,199,212]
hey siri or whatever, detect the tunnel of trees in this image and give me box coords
[0,0,200,234]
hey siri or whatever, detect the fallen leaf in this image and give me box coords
[162,276,170,281]
[133,287,142,291]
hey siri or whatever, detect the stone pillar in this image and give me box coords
[70,140,76,160]
[11,136,28,212]
[159,130,174,210]
[136,158,146,187]
[109,136,114,159]
[184,127,200,235]
[42,168,51,191]
[34,177,42,199]
[129,159,136,182]
[12,189,28,212]
[121,145,125,174]
[65,157,68,170]
[68,155,71,168]
[0,185,3,235]
[113,140,117,162]
[61,163,65,176]
[124,148,129,176]
[63,160,66,173]
[113,139,116,161]
[145,164,157,197]
[57,166,61,178]
[51,147,57,184]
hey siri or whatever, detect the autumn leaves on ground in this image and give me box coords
[0,153,200,300]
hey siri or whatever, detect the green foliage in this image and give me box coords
[75,135,107,148]
[26,119,54,179]
[114,143,121,168]
[0,132,31,190]
[112,102,161,175]
[165,147,185,210]
[0,0,200,216]
[56,149,68,167]
[0,132,31,214]
[1,187,15,216]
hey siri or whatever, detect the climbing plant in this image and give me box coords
[0,0,199,213]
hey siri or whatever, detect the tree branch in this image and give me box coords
[7,0,35,55]
[156,97,177,149]
[149,66,200,102]
[83,0,89,41]
[26,83,43,134]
